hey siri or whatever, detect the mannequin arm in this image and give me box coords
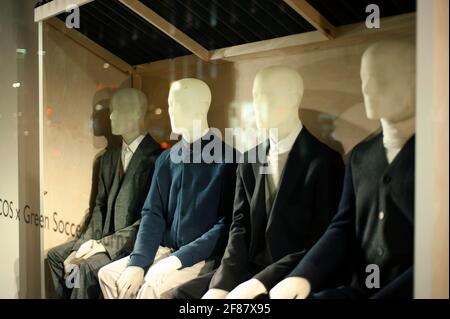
[100,219,141,260]
[288,154,357,293]
[72,157,108,251]
[128,162,166,270]
[172,161,237,268]
[172,218,226,268]
[253,251,307,290]
[252,156,344,290]
[209,166,254,292]
[370,266,413,299]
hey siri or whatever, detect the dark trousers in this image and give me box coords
[171,271,215,299]
[47,240,111,299]
[171,272,366,300]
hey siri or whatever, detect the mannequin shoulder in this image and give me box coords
[154,147,174,166]
[99,146,120,163]
[304,132,343,164]
[220,140,242,164]
[351,132,383,158]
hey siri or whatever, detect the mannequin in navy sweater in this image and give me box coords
[98,78,238,299]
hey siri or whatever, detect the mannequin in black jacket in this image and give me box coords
[172,66,344,299]
[270,40,416,299]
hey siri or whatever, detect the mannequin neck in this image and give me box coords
[122,129,142,145]
[269,116,302,143]
[181,117,210,144]
[381,116,415,163]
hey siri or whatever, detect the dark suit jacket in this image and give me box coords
[210,128,344,291]
[290,133,415,298]
[72,133,163,260]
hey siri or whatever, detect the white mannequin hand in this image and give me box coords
[116,266,145,299]
[269,277,311,299]
[202,289,229,299]
[144,256,182,287]
[227,279,267,299]
[63,251,78,276]
[75,240,106,260]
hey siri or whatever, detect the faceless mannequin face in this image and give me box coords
[253,66,304,134]
[168,78,211,142]
[361,40,416,122]
[109,88,147,139]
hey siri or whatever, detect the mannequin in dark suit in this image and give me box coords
[270,41,416,299]
[172,66,344,299]
[47,88,162,299]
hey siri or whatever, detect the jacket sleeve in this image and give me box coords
[288,152,357,292]
[209,164,254,292]
[253,154,345,290]
[128,160,166,270]
[100,154,159,261]
[72,155,108,251]
[100,219,141,260]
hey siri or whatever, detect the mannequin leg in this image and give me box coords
[98,256,130,299]
[46,240,77,298]
[136,260,214,299]
[170,271,215,299]
[98,246,173,299]
[70,252,111,299]
[309,286,365,299]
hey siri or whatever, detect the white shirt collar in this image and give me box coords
[269,122,303,155]
[122,134,146,154]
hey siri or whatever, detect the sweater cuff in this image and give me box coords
[128,253,150,270]
[172,249,195,268]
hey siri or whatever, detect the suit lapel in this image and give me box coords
[103,134,160,235]
[266,128,308,230]
[249,142,269,257]
[116,134,159,197]
[103,147,122,235]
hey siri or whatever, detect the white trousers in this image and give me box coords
[98,246,213,299]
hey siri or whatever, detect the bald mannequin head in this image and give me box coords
[168,78,211,142]
[361,40,416,122]
[109,88,148,140]
[253,66,304,130]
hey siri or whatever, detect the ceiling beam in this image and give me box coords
[46,17,134,74]
[283,0,336,39]
[34,0,94,22]
[119,0,210,61]
[134,12,415,71]
[210,30,326,60]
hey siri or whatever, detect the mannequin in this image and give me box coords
[270,40,416,299]
[206,66,304,299]
[98,78,238,299]
[169,66,343,300]
[47,88,162,299]
[67,88,148,261]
